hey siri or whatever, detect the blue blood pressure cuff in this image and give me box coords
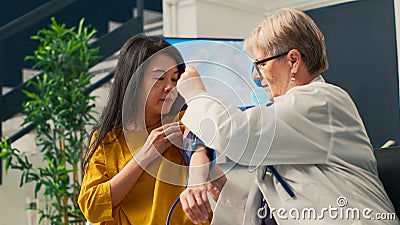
[182,131,216,171]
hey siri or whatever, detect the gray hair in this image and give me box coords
[244,8,328,75]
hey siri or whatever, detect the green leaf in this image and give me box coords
[22,89,40,101]
[77,18,85,36]
[34,182,42,198]
[0,149,10,158]
[5,157,12,173]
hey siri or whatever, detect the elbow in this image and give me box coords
[78,193,96,223]
[78,188,114,223]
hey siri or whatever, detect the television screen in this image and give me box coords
[164,37,271,108]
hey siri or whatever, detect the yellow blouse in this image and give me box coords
[78,115,211,225]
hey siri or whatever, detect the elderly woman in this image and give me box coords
[177,8,398,225]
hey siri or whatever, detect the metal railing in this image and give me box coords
[0,0,78,40]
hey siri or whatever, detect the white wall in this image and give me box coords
[163,0,265,38]
[0,132,43,225]
[163,0,358,39]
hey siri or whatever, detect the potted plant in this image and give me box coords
[0,17,100,225]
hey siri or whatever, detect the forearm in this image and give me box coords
[182,96,276,166]
[181,94,247,157]
[188,148,211,186]
[178,66,270,165]
[110,143,160,208]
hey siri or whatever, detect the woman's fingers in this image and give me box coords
[148,122,183,152]
[179,66,200,81]
[194,193,210,222]
[162,123,183,137]
[180,192,200,224]
[152,122,183,141]
[177,66,206,101]
[201,189,212,213]
[163,123,184,148]
[180,187,210,224]
[152,122,179,133]
[136,122,184,166]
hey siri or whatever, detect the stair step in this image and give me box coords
[2,9,163,140]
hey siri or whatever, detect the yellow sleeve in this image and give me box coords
[78,139,114,223]
[179,109,186,121]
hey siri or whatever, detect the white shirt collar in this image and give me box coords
[273,75,325,102]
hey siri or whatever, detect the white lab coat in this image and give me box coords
[181,76,399,225]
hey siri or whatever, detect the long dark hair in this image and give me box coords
[83,34,185,170]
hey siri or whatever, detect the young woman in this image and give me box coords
[78,34,212,225]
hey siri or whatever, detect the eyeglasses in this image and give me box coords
[253,51,289,76]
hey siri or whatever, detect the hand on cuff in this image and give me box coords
[177,66,207,101]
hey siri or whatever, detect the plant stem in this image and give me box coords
[59,127,68,225]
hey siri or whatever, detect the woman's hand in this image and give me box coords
[180,148,212,224]
[147,122,184,154]
[135,122,184,167]
[180,164,227,224]
[177,66,207,101]
[180,184,212,224]
[110,122,184,208]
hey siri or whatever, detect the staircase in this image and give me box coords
[0,1,162,224]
